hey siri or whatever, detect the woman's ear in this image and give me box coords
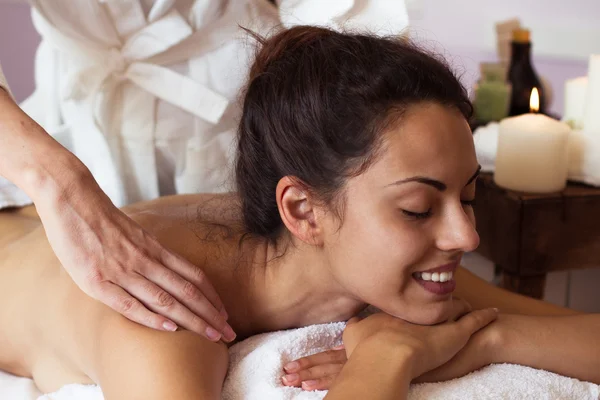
[275,176,324,246]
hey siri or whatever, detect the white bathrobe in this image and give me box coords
[1,0,409,207]
[20,0,281,206]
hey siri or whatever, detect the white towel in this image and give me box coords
[222,322,345,400]
[0,176,33,209]
[473,122,499,174]
[224,321,600,400]
[1,321,598,399]
[473,122,600,187]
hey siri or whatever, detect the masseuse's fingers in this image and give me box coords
[157,249,227,318]
[139,258,235,341]
[99,281,175,333]
[124,275,236,342]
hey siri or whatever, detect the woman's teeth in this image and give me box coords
[415,271,453,282]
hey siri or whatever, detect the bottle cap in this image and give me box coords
[512,28,531,43]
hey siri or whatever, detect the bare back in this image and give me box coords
[0,193,246,397]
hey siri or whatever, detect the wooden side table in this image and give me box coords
[474,173,600,299]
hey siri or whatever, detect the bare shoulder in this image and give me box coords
[121,193,246,267]
[96,315,229,400]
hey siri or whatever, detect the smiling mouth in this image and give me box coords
[412,271,456,295]
[412,270,454,282]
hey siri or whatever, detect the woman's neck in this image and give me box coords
[218,235,367,341]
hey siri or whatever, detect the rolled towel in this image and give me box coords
[472,122,499,173]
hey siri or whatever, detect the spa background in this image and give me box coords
[1,0,599,312]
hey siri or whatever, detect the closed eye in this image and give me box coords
[402,209,432,219]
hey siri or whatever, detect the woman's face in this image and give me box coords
[323,102,480,325]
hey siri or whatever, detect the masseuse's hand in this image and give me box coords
[283,298,475,390]
[37,174,235,342]
[0,91,234,342]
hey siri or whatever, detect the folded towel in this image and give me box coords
[1,320,598,399]
[409,364,599,400]
[223,321,599,400]
[473,123,600,187]
[223,322,345,400]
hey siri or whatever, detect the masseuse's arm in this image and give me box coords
[0,68,234,342]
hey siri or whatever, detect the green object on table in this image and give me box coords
[474,80,511,122]
[480,63,507,83]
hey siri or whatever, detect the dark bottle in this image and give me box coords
[507,28,546,116]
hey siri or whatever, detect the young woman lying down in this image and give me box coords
[0,26,598,400]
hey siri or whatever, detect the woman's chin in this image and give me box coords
[386,302,453,326]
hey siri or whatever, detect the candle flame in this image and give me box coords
[530,87,540,113]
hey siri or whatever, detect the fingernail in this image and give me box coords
[332,344,345,350]
[223,324,237,342]
[283,373,298,383]
[220,307,229,320]
[162,321,178,332]
[206,326,222,341]
[302,380,318,389]
[284,361,299,372]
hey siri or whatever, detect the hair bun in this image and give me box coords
[246,25,334,81]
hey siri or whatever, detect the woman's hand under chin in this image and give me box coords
[282,300,503,391]
[412,312,505,383]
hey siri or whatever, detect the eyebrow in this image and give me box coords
[387,165,481,192]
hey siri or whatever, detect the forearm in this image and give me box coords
[325,341,413,400]
[0,89,92,203]
[494,314,600,384]
[455,266,579,316]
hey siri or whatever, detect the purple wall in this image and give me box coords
[0,3,41,102]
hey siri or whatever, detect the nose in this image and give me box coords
[435,206,480,253]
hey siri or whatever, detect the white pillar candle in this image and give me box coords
[494,112,571,193]
[583,55,600,135]
[563,76,588,130]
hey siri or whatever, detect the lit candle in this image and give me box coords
[494,88,571,193]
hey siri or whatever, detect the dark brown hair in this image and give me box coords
[235,26,472,241]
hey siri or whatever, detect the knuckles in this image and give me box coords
[156,290,176,308]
